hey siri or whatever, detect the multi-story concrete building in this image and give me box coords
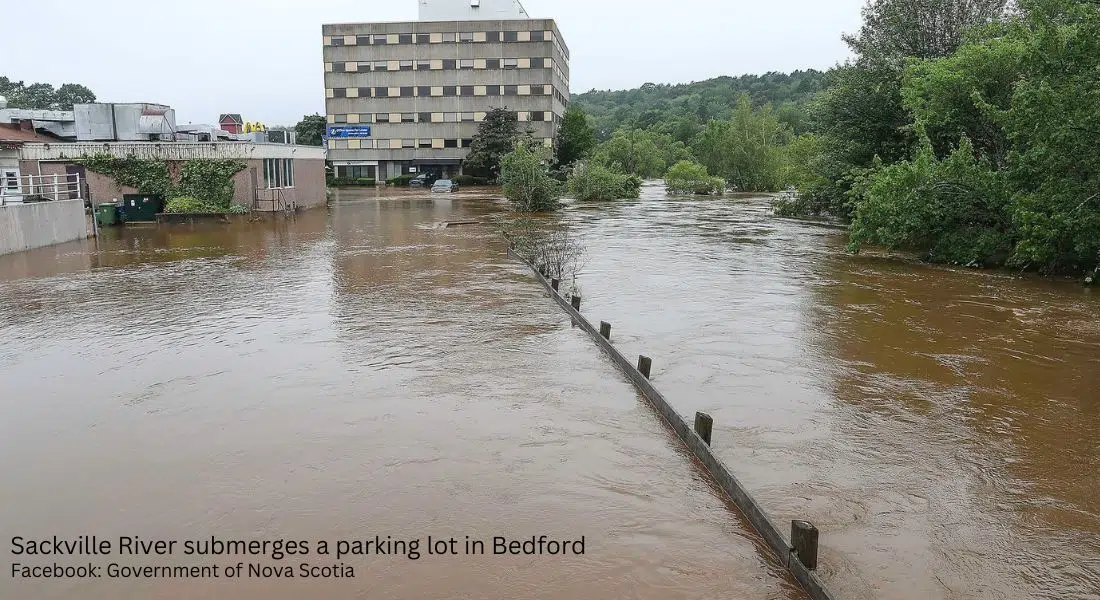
[322,0,570,181]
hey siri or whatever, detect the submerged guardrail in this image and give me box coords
[508,246,837,600]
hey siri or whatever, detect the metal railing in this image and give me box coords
[0,173,84,206]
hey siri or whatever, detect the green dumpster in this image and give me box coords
[95,203,119,227]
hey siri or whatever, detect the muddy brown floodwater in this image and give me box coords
[565,182,1100,600]
[0,188,807,600]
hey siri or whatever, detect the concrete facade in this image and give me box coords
[322,16,570,180]
[0,199,87,255]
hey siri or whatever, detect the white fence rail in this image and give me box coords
[0,173,84,206]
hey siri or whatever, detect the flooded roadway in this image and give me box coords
[0,189,805,600]
[564,183,1100,600]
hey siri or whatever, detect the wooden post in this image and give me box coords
[791,521,819,570]
[599,321,611,339]
[570,295,581,310]
[551,278,559,291]
[637,355,652,379]
[694,412,713,445]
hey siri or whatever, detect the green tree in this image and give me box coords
[463,108,532,180]
[665,160,725,195]
[54,84,96,109]
[592,129,666,177]
[566,161,641,201]
[691,96,792,192]
[294,113,327,147]
[554,105,597,167]
[844,0,1011,65]
[501,142,561,212]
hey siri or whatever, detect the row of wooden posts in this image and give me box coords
[540,263,824,579]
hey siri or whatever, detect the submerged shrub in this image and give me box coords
[567,161,641,201]
[665,160,725,196]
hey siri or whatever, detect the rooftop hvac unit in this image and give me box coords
[471,0,480,6]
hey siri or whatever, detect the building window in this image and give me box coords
[531,31,546,42]
[504,85,518,96]
[416,61,431,71]
[503,31,518,42]
[374,86,388,97]
[460,85,475,96]
[402,139,415,148]
[418,139,433,149]
[444,139,458,148]
[530,57,545,68]
[400,86,414,97]
[400,60,414,71]
[372,60,387,71]
[458,59,474,69]
[442,32,456,42]
[461,138,474,148]
[486,58,500,70]
[503,58,518,69]
[399,34,413,44]
[442,59,457,70]
[486,86,501,96]
[264,159,294,189]
[372,35,387,45]
[460,112,475,122]
[401,113,416,123]
[333,62,346,73]
[333,88,347,98]
[416,33,431,44]
[418,112,431,123]
[417,86,431,97]
[331,37,344,46]
[335,114,348,123]
[458,32,474,43]
[444,113,459,123]
[443,86,457,96]
[484,31,501,42]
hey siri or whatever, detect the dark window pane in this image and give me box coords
[373,35,387,45]
[486,86,501,96]
[458,32,474,42]
[417,86,431,97]
[416,33,431,44]
[503,31,518,42]
[418,113,431,123]
[530,57,544,68]
[331,37,344,46]
[486,59,500,69]
[357,87,370,97]
[399,34,413,44]
[376,114,390,123]
[461,138,474,147]
[442,59,456,70]
[444,86,457,96]
[400,86,414,97]
[531,31,545,41]
[444,139,458,148]
[333,88,347,98]
[375,87,388,97]
[419,140,433,148]
[504,85,518,96]
[334,114,348,123]
[356,35,370,45]
[460,86,475,96]
[484,31,500,42]
[416,61,430,71]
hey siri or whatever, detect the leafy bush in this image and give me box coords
[387,174,415,186]
[356,178,376,186]
[227,204,250,214]
[164,197,220,214]
[848,139,1014,267]
[566,161,641,201]
[500,143,562,212]
[665,161,725,196]
[453,175,489,186]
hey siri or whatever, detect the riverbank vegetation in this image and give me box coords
[568,0,1099,280]
[665,161,725,196]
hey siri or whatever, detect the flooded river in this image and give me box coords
[0,189,803,600]
[564,183,1100,600]
[1,185,1096,600]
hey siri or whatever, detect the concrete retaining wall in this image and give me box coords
[0,199,88,255]
[509,248,837,600]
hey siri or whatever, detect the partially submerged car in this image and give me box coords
[431,179,459,193]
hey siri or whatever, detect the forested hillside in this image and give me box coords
[572,71,827,139]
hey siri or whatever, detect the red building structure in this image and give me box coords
[218,113,244,134]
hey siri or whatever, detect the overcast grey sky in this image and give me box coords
[0,0,865,126]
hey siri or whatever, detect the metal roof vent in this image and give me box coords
[471,0,480,6]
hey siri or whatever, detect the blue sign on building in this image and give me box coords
[327,125,372,139]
